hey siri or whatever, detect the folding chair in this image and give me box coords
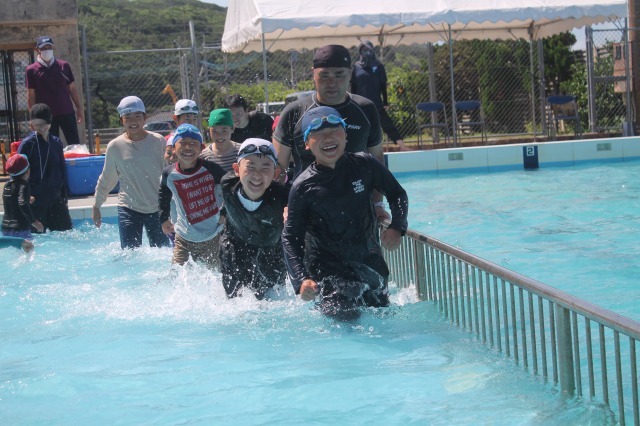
[547,95,582,140]
[455,100,486,143]
[416,102,450,147]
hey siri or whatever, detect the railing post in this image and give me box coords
[413,242,427,300]
[555,305,576,396]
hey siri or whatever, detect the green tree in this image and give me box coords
[543,32,578,95]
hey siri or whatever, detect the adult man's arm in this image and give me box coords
[68,82,84,124]
[272,139,292,184]
[27,88,36,110]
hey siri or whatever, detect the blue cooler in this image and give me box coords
[65,155,118,196]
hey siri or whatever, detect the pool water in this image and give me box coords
[0,224,614,424]
[398,161,640,322]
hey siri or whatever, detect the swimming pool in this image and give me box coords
[0,223,613,424]
[397,160,640,322]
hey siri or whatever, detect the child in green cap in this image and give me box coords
[200,108,240,172]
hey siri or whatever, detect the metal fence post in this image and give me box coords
[189,21,200,106]
[555,304,576,396]
[81,25,93,151]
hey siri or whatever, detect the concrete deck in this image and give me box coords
[0,176,118,219]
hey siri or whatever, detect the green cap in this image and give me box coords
[208,108,234,127]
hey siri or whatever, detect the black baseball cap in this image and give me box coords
[36,36,54,49]
[313,45,352,69]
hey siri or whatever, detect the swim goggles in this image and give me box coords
[172,124,203,145]
[303,114,347,141]
[177,104,200,114]
[238,143,278,165]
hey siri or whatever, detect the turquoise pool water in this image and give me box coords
[397,161,640,322]
[0,224,613,424]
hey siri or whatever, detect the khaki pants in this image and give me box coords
[172,232,222,270]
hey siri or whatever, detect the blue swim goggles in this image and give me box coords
[177,104,200,114]
[172,123,203,145]
[303,114,347,141]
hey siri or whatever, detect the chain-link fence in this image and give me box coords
[80,22,634,150]
[585,26,630,134]
[0,50,33,145]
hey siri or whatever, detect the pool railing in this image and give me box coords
[382,222,640,426]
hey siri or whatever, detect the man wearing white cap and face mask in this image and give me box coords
[92,95,170,249]
[25,36,84,145]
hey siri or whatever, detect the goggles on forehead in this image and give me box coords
[239,143,276,158]
[172,124,203,145]
[177,105,200,114]
[303,114,347,141]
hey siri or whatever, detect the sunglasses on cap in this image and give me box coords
[303,114,346,141]
[239,143,276,158]
[177,105,200,114]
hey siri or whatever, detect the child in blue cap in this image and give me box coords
[158,124,227,270]
[282,106,409,320]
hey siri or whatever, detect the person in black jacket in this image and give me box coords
[219,138,289,299]
[225,94,274,143]
[1,154,44,252]
[282,106,409,320]
[351,40,409,151]
[18,103,72,233]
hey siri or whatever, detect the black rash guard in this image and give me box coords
[219,173,289,298]
[231,111,274,143]
[2,179,36,232]
[282,152,408,294]
[273,92,382,178]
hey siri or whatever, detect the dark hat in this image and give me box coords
[313,45,352,69]
[6,154,30,177]
[301,106,347,141]
[30,103,52,123]
[36,36,54,49]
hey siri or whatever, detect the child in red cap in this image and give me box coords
[1,154,44,252]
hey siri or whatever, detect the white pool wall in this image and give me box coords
[386,136,640,175]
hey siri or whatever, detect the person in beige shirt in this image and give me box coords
[92,96,169,249]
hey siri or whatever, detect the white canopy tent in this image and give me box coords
[221,0,628,142]
[222,0,627,53]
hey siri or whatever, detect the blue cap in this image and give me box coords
[117,96,146,117]
[171,124,203,146]
[301,106,346,141]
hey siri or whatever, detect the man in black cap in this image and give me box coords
[282,106,408,320]
[273,44,390,218]
[25,36,84,145]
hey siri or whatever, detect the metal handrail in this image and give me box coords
[382,222,640,425]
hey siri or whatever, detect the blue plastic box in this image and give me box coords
[65,155,118,196]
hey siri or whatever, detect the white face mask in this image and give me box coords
[40,50,54,62]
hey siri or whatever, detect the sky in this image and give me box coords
[199,0,229,6]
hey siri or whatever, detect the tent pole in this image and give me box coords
[262,33,270,113]
[528,38,537,141]
[449,24,458,147]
